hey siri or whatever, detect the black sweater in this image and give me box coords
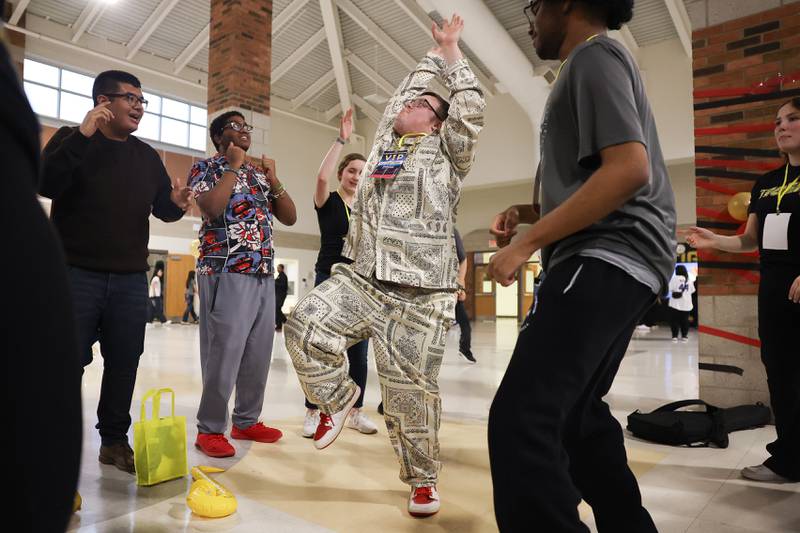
[40,127,184,272]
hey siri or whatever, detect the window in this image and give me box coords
[22,58,208,153]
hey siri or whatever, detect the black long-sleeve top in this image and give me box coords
[40,126,185,272]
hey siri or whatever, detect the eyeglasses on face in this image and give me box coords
[223,121,254,133]
[104,92,148,109]
[523,0,543,26]
[406,97,446,121]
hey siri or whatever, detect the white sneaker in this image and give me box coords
[313,385,361,450]
[741,464,791,483]
[681,337,689,343]
[408,485,440,517]
[302,408,319,438]
[346,408,378,434]
[672,337,678,343]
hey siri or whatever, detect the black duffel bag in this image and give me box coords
[627,399,771,448]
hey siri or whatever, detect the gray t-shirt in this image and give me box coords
[538,35,676,293]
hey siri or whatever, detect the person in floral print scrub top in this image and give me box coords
[189,110,296,458]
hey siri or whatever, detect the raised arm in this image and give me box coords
[314,109,353,208]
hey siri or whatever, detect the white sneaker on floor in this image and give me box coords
[672,337,678,343]
[681,337,689,343]
[408,485,440,518]
[313,385,361,450]
[346,408,378,434]
[302,409,319,438]
[741,464,791,483]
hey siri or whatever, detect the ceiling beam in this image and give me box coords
[335,0,447,95]
[272,27,326,82]
[663,0,693,58]
[291,69,336,110]
[393,0,495,96]
[319,0,353,121]
[71,1,105,43]
[274,0,312,37]
[345,49,394,96]
[324,102,341,122]
[126,0,181,60]
[173,22,210,74]
[9,0,31,26]
[351,93,382,123]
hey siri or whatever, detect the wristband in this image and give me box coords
[335,136,347,145]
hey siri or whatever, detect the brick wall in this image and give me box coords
[693,3,800,296]
[208,0,272,115]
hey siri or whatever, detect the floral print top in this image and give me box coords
[188,154,275,275]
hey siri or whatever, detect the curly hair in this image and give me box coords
[209,110,245,150]
[547,0,634,30]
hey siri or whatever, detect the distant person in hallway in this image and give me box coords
[3,27,82,530]
[274,263,288,331]
[688,97,800,484]
[149,266,167,324]
[189,110,297,458]
[182,270,198,324]
[300,109,377,440]
[454,228,475,363]
[487,1,676,531]
[40,69,191,475]
[667,264,694,342]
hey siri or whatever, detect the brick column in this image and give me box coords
[207,0,272,156]
[692,3,800,407]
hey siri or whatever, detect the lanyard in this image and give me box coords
[776,164,800,215]
[555,33,601,81]
[336,189,351,221]
[395,132,428,153]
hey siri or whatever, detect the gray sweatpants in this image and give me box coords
[197,272,275,434]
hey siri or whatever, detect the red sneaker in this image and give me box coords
[231,422,283,443]
[195,433,235,458]
[313,385,361,450]
[408,485,440,517]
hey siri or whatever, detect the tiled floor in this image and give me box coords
[68,320,799,532]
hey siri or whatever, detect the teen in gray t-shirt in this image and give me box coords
[539,35,676,294]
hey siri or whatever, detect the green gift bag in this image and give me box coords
[134,388,188,486]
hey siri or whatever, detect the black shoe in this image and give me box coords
[377,402,384,415]
[459,350,477,364]
[99,442,135,474]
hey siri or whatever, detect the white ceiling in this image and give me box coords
[12,0,692,123]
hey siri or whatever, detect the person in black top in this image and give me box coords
[2,25,82,531]
[689,97,800,484]
[275,264,289,331]
[40,70,192,474]
[454,229,475,363]
[302,108,378,437]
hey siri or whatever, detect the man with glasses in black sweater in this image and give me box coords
[41,70,192,474]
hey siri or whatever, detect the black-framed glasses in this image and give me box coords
[223,121,254,133]
[407,97,446,121]
[104,92,148,109]
[523,0,542,26]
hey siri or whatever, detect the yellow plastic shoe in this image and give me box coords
[186,466,237,518]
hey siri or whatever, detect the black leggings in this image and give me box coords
[669,307,690,338]
[759,265,800,480]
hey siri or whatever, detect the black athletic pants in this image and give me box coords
[489,257,658,532]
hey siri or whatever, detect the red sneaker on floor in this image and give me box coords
[195,433,235,458]
[408,485,440,518]
[231,422,283,443]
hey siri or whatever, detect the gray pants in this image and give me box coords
[197,273,275,434]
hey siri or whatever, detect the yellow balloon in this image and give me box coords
[727,192,750,222]
[189,239,200,260]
